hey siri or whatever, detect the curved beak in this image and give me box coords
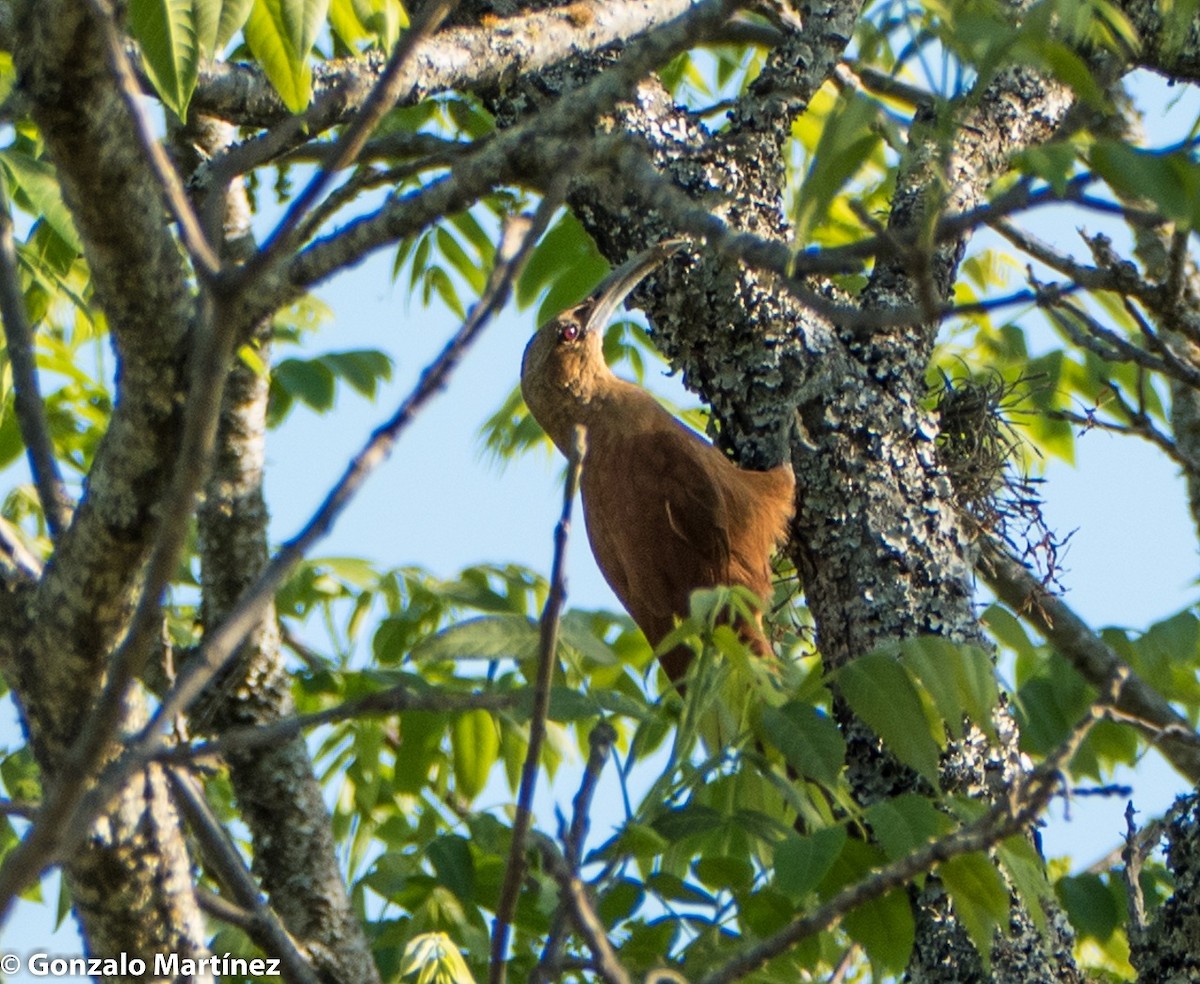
[583,238,688,331]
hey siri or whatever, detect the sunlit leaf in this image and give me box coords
[450,709,499,801]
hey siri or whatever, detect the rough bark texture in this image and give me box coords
[0,0,1196,978]
[1130,794,1200,982]
[176,116,382,984]
[197,350,380,984]
[477,0,1081,978]
[6,0,209,972]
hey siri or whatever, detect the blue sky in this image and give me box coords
[3,68,1200,979]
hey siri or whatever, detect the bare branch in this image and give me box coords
[535,720,618,984]
[697,695,1105,984]
[243,0,455,281]
[84,0,220,278]
[978,540,1200,784]
[168,768,321,984]
[192,0,703,129]
[534,833,633,984]
[0,191,71,538]
[162,685,522,763]
[490,426,587,984]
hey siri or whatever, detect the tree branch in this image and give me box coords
[191,0,702,129]
[535,832,633,984]
[0,200,559,912]
[697,691,1107,984]
[490,426,586,984]
[167,768,321,984]
[0,190,70,538]
[243,0,455,281]
[978,539,1200,783]
[163,685,522,763]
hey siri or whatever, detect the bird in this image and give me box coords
[520,243,795,683]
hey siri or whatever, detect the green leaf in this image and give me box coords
[450,709,499,801]
[825,838,915,974]
[330,0,406,49]
[597,879,644,925]
[998,836,1051,934]
[401,932,478,984]
[774,826,846,901]
[0,151,82,254]
[129,0,201,119]
[900,637,970,740]
[650,804,723,842]
[942,853,1010,965]
[1090,141,1200,230]
[837,650,942,784]
[427,834,476,904]
[244,0,331,113]
[982,604,1036,660]
[1013,142,1079,196]
[900,637,999,742]
[865,793,951,862]
[410,614,540,663]
[324,349,393,398]
[214,0,257,50]
[273,356,336,412]
[794,91,882,239]
[1056,872,1121,941]
[557,610,618,667]
[694,855,754,892]
[759,701,845,787]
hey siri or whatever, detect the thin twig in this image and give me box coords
[0,190,71,537]
[0,515,42,580]
[0,799,37,819]
[0,285,235,922]
[978,539,1200,783]
[490,426,587,984]
[567,721,616,869]
[0,198,561,912]
[168,768,321,984]
[240,1,456,283]
[535,833,633,984]
[161,685,522,763]
[535,720,618,983]
[1122,801,1147,935]
[279,625,333,672]
[195,885,256,926]
[84,0,220,279]
[1083,812,1164,876]
[697,694,1106,984]
[828,945,860,984]
[1046,405,1186,468]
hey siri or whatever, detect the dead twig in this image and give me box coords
[490,426,587,984]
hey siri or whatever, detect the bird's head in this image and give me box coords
[521,240,684,452]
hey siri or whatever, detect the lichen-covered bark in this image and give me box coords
[196,341,381,984]
[1,0,210,971]
[1130,794,1200,982]
[476,1,1082,979]
[178,116,383,984]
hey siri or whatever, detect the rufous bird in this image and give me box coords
[520,244,795,683]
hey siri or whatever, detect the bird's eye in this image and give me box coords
[558,323,580,343]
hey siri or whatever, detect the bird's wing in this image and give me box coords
[582,426,732,644]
